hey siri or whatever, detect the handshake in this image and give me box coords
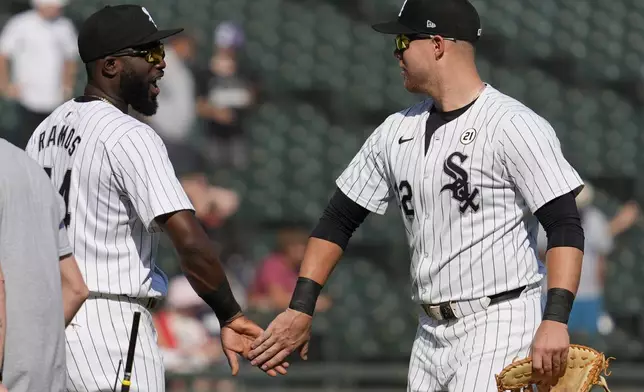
[219,308,314,377]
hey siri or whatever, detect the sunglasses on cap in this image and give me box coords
[110,44,165,65]
[395,34,456,52]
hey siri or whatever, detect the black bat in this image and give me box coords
[121,311,141,392]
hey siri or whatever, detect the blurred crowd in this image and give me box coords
[1,0,643,391]
[537,182,640,339]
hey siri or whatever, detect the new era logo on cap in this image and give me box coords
[427,20,436,28]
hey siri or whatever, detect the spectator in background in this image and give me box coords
[538,182,640,337]
[148,32,198,148]
[0,0,77,149]
[196,21,258,169]
[249,225,332,312]
[181,173,240,230]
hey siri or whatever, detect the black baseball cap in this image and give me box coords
[372,0,482,43]
[78,4,183,63]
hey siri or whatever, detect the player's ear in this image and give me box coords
[432,36,447,59]
[100,57,121,78]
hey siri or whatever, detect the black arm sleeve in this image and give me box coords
[534,191,584,252]
[310,187,371,250]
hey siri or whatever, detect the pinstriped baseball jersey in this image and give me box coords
[26,98,194,299]
[337,84,583,305]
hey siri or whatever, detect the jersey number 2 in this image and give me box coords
[399,181,414,217]
[44,167,71,227]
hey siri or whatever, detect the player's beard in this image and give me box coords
[119,67,158,116]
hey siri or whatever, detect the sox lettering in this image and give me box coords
[336,85,583,391]
[440,151,479,213]
[26,98,193,392]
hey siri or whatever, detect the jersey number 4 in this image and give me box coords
[44,167,71,227]
[399,181,414,217]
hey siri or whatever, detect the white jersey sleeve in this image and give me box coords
[498,111,583,213]
[335,124,393,215]
[107,127,194,231]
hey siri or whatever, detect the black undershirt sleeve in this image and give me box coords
[313,188,583,252]
[534,191,584,252]
[310,188,370,250]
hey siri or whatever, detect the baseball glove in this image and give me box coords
[495,344,614,392]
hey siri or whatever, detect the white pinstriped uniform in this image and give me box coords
[337,85,583,391]
[26,98,194,392]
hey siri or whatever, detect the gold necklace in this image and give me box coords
[86,94,114,106]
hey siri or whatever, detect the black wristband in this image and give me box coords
[289,277,323,316]
[199,281,242,326]
[543,288,575,324]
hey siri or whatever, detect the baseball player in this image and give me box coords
[248,1,585,391]
[25,5,286,392]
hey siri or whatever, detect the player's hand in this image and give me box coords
[530,320,570,383]
[220,315,289,377]
[248,308,313,371]
[0,383,8,392]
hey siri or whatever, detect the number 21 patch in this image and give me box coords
[460,128,477,145]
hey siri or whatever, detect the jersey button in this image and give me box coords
[424,253,429,257]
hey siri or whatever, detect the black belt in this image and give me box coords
[139,297,161,310]
[424,285,526,321]
[90,293,161,310]
[488,285,527,306]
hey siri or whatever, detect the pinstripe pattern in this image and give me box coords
[336,85,583,304]
[406,286,541,391]
[64,297,162,391]
[336,85,583,391]
[26,98,192,391]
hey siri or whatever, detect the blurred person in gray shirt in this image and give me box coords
[148,33,197,144]
[0,139,88,391]
[538,182,639,336]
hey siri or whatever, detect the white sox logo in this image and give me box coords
[398,0,409,16]
[141,7,157,27]
[440,152,479,213]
